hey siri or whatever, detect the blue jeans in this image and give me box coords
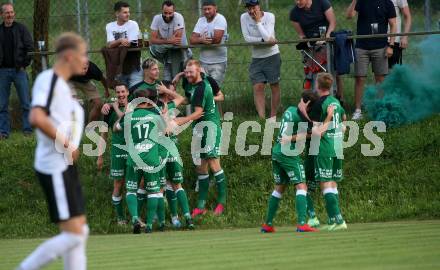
[0,68,32,135]
[116,68,143,89]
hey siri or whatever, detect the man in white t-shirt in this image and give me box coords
[388,0,412,68]
[105,1,143,88]
[17,33,88,270]
[190,0,228,86]
[150,0,191,81]
[240,0,281,121]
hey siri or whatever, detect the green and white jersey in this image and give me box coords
[119,108,162,167]
[311,95,345,158]
[272,106,308,159]
[129,80,160,101]
[104,105,126,147]
[135,80,160,92]
[187,80,220,126]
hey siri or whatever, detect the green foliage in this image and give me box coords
[1,115,439,238]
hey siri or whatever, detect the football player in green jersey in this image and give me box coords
[129,58,162,99]
[98,82,129,225]
[301,73,347,231]
[173,60,227,217]
[157,83,195,229]
[114,89,164,234]
[261,91,334,233]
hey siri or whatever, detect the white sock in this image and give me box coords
[63,224,89,270]
[18,231,82,270]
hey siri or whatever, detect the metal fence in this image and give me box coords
[4,0,440,120]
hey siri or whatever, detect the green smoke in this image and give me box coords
[364,35,440,127]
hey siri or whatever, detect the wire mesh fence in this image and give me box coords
[4,0,440,122]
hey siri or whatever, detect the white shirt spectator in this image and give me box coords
[240,11,279,59]
[151,12,188,45]
[389,0,408,43]
[31,69,84,174]
[106,20,140,42]
[193,13,228,64]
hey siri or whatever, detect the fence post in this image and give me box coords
[137,0,142,26]
[424,0,431,31]
[198,0,202,17]
[83,0,91,46]
[32,0,50,78]
[76,0,81,34]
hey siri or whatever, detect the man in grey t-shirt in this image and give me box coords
[190,0,228,87]
[150,0,191,81]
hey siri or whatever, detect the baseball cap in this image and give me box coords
[245,0,259,7]
[202,0,216,6]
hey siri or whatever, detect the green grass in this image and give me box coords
[1,220,440,269]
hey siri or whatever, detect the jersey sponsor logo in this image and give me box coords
[134,143,154,152]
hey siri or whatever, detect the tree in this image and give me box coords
[32,0,50,79]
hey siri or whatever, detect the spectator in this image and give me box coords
[150,1,191,82]
[190,0,228,117]
[0,2,33,139]
[290,0,345,103]
[240,0,280,120]
[105,1,143,88]
[388,0,412,69]
[346,0,397,120]
[69,61,109,122]
[190,0,228,87]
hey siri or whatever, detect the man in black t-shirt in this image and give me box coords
[346,0,397,120]
[290,0,345,103]
[69,61,109,122]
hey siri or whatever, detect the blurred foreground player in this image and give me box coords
[17,33,89,270]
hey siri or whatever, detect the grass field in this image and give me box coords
[1,220,440,270]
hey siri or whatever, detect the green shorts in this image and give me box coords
[158,155,167,188]
[110,147,127,180]
[193,123,222,159]
[166,156,184,184]
[272,156,305,185]
[125,165,160,194]
[304,155,319,191]
[159,157,184,186]
[314,156,343,182]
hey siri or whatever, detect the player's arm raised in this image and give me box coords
[158,82,185,106]
[312,105,335,137]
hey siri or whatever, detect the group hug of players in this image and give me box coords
[97,58,226,234]
[98,57,346,234]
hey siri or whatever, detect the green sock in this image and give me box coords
[166,188,178,217]
[214,170,227,205]
[146,196,159,227]
[333,189,344,224]
[306,193,316,218]
[296,190,308,225]
[137,189,147,216]
[157,196,165,225]
[176,188,191,218]
[112,195,125,221]
[265,191,281,226]
[197,174,210,209]
[324,190,341,224]
[126,192,139,224]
